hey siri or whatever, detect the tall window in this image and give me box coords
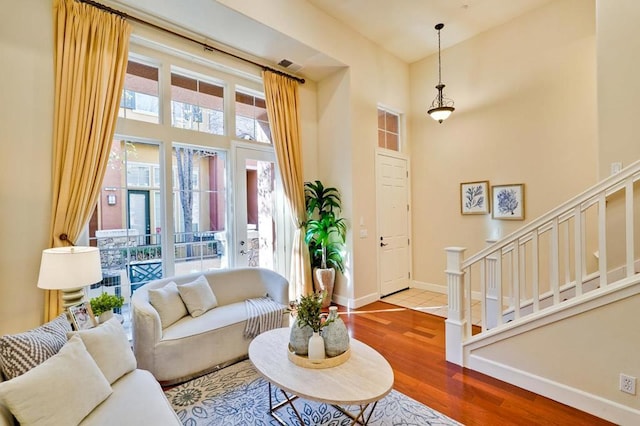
[377,108,400,151]
[172,145,226,274]
[171,72,224,135]
[90,139,162,300]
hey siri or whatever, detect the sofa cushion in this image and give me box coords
[161,302,247,341]
[0,335,112,426]
[177,275,218,317]
[148,282,188,328]
[0,313,71,380]
[68,318,136,384]
[80,369,181,426]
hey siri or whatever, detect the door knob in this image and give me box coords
[380,242,388,247]
[240,250,248,255]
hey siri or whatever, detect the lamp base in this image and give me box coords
[61,287,86,309]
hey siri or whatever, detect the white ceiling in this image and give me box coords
[108,0,553,80]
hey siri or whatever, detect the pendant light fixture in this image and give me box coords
[427,23,455,123]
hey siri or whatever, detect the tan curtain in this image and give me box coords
[263,71,311,300]
[45,0,131,320]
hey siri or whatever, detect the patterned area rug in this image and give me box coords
[165,359,462,426]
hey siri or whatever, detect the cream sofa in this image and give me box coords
[131,267,289,385]
[0,318,180,426]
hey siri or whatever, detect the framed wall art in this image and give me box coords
[492,184,525,220]
[68,302,97,331]
[460,181,490,215]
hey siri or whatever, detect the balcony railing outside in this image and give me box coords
[89,229,225,307]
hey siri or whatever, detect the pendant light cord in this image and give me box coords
[437,27,442,86]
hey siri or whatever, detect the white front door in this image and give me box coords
[233,143,278,269]
[376,152,411,296]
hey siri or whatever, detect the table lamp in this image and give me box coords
[37,246,103,309]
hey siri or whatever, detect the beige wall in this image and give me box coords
[597,0,640,178]
[217,0,411,305]
[410,0,598,288]
[472,291,640,412]
[0,0,53,333]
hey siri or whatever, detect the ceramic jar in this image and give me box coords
[289,322,313,355]
[307,332,326,360]
[321,306,350,357]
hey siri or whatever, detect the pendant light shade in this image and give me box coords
[427,23,455,123]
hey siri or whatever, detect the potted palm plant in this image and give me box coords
[304,180,347,307]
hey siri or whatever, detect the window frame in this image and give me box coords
[377,106,403,152]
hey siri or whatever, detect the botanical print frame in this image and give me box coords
[68,302,97,331]
[460,181,490,215]
[492,184,525,220]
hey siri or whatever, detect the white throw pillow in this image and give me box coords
[0,335,112,426]
[177,275,218,317]
[67,317,137,384]
[148,281,188,328]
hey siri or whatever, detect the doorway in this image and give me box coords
[128,189,150,245]
[376,152,411,296]
[233,143,279,270]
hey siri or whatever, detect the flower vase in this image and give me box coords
[322,306,350,357]
[307,332,326,360]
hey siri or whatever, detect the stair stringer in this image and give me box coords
[462,276,640,425]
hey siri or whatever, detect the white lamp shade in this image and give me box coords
[428,107,454,122]
[37,246,102,290]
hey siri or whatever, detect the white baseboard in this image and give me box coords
[412,280,482,301]
[468,355,640,425]
[411,280,447,294]
[332,292,379,309]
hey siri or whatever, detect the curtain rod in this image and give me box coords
[77,0,305,84]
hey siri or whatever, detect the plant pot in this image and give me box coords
[313,268,335,308]
[98,310,114,324]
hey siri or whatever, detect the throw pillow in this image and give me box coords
[148,281,188,328]
[177,275,218,317]
[67,317,136,384]
[0,335,112,426]
[0,313,71,380]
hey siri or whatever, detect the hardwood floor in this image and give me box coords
[339,301,613,426]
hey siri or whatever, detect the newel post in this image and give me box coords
[445,247,466,366]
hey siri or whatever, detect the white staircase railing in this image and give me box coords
[445,160,640,365]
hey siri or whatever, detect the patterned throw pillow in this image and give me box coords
[0,313,72,380]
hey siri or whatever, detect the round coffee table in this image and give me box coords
[249,327,394,425]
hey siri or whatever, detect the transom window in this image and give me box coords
[171,72,224,135]
[119,60,159,123]
[236,89,271,143]
[377,107,400,151]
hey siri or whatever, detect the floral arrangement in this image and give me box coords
[291,291,333,333]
